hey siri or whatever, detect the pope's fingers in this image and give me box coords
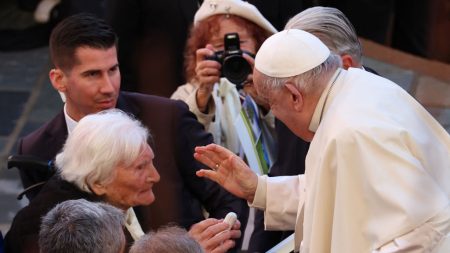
[205,143,238,160]
[194,145,228,167]
[196,169,220,182]
[194,153,219,171]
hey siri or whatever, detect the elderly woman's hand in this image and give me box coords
[195,44,221,113]
[188,218,241,253]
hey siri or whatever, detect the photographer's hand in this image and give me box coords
[195,44,221,113]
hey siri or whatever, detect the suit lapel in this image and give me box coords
[43,110,68,159]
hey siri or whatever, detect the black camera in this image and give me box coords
[206,33,253,88]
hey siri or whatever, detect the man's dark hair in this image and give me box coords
[49,13,118,71]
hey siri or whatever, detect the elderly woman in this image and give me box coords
[171,0,278,171]
[4,109,241,253]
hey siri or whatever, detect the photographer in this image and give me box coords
[171,0,276,158]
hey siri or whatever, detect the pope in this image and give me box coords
[194,29,450,253]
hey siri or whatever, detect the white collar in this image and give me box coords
[308,68,343,133]
[125,208,145,241]
[63,104,78,135]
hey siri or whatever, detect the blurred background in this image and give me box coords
[1,0,449,236]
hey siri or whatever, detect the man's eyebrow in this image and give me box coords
[80,69,101,75]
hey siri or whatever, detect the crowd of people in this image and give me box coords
[1,0,449,252]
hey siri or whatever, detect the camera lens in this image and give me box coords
[222,55,251,85]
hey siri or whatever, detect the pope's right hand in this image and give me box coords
[194,144,258,203]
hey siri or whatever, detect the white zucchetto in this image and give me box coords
[255,29,330,78]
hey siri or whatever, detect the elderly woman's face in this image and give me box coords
[96,144,160,210]
[208,18,257,54]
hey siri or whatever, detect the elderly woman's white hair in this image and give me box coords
[55,109,150,193]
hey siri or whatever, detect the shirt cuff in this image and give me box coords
[185,88,216,127]
[249,175,267,210]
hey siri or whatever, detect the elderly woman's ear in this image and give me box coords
[90,182,107,196]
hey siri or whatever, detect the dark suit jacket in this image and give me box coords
[248,119,310,252]
[4,176,135,253]
[16,92,248,235]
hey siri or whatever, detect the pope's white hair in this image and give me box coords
[56,109,150,193]
[285,6,362,66]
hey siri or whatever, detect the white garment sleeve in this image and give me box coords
[250,175,306,231]
[171,83,216,129]
[183,88,216,129]
[373,205,450,253]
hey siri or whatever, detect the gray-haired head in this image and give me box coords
[285,6,362,67]
[55,109,151,193]
[39,199,125,253]
[130,226,204,253]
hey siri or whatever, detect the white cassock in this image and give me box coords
[251,68,450,253]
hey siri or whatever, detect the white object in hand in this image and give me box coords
[223,212,237,229]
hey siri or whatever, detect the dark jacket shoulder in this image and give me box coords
[4,176,99,253]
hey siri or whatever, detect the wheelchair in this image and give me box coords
[7,155,55,200]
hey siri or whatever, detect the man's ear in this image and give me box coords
[49,68,67,92]
[285,83,303,111]
[341,54,355,70]
[90,182,107,196]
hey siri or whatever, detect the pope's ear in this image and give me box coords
[49,68,67,92]
[285,83,303,111]
[90,182,107,196]
[341,54,355,70]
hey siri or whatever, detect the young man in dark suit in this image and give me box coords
[15,13,248,241]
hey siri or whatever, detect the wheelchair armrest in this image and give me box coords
[7,155,54,171]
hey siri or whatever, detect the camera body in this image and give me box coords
[206,32,253,87]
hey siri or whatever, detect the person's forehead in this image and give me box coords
[73,45,117,57]
[211,19,251,38]
[138,144,154,159]
[71,46,118,69]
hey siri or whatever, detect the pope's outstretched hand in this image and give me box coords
[194,144,258,203]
